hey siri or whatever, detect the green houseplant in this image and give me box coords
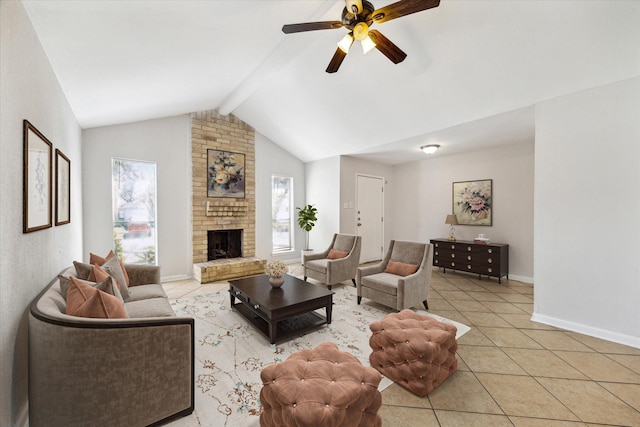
[296,204,318,251]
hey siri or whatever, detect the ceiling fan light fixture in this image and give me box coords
[421,144,440,155]
[361,35,376,54]
[353,22,369,41]
[337,33,354,53]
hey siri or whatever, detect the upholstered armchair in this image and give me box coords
[356,240,433,311]
[304,233,361,290]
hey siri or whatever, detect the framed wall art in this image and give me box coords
[452,179,492,226]
[207,149,245,198]
[55,149,71,225]
[23,120,53,233]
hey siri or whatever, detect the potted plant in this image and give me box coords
[297,204,318,263]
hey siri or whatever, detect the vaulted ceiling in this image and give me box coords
[23,1,640,164]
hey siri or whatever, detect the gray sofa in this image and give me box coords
[29,263,194,427]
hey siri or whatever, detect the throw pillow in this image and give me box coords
[73,261,93,280]
[327,249,349,259]
[384,260,419,277]
[89,250,130,286]
[59,274,123,303]
[97,256,131,300]
[66,277,127,319]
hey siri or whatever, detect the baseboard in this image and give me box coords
[508,274,533,284]
[531,313,640,349]
[161,274,191,283]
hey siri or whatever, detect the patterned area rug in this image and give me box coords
[168,283,469,427]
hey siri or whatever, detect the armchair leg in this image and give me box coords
[304,276,307,282]
[351,279,356,287]
[328,285,332,291]
[422,299,429,310]
[357,296,362,305]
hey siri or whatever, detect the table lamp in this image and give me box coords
[445,214,458,241]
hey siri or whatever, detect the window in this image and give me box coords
[112,158,157,264]
[272,175,293,252]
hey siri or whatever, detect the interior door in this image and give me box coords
[356,174,384,263]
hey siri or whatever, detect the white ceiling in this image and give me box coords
[23,0,640,164]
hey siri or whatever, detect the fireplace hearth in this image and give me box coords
[208,229,242,261]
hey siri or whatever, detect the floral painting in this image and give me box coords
[207,150,245,198]
[453,179,492,226]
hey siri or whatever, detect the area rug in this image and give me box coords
[168,284,469,427]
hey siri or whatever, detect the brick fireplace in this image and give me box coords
[191,110,266,283]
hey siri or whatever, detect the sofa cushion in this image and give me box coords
[305,258,328,274]
[361,273,400,296]
[384,260,419,277]
[66,277,128,319]
[90,250,131,286]
[126,284,168,302]
[125,297,176,318]
[327,249,348,259]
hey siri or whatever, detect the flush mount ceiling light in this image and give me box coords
[420,144,440,155]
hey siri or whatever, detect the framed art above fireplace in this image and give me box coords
[207,149,245,198]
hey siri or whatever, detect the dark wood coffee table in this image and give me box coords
[228,274,334,344]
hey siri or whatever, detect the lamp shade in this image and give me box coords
[445,214,458,225]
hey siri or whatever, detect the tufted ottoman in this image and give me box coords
[259,342,382,427]
[369,309,458,396]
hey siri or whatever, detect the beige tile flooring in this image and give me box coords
[163,266,640,427]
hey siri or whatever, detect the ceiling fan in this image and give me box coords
[282,0,440,73]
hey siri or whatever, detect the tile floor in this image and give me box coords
[162,265,640,427]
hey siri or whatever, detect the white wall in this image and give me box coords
[0,2,83,425]
[391,143,535,282]
[533,77,640,347]
[82,115,192,280]
[306,157,341,251]
[254,132,306,262]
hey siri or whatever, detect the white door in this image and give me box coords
[356,174,384,263]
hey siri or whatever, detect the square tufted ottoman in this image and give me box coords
[259,342,382,427]
[369,309,458,396]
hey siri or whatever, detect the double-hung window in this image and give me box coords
[112,158,157,264]
[271,175,293,253]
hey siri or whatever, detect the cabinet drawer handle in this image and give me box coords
[451,245,456,250]
[488,249,493,254]
[467,265,472,270]
[467,255,472,260]
[254,304,260,310]
[450,262,455,267]
[434,260,440,265]
[488,268,492,273]
[467,246,472,251]
[451,254,455,258]
[235,291,241,296]
[435,251,439,256]
[488,258,492,263]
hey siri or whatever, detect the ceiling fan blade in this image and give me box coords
[326,48,347,73]
[282,21,343,34]
[368,30,407,64]
[371,0,440,24]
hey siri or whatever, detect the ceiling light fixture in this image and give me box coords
[337,33,354,53]
[420,144,440,155]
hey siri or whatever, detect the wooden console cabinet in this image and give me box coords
[430,238,509,284]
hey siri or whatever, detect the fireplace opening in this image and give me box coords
[208,229,243,261]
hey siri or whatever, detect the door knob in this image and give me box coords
[357,223,362,226]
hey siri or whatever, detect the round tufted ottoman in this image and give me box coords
[259,342,382,427]
[369,309,458,396]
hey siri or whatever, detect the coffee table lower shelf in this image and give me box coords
[232,302,328,344]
